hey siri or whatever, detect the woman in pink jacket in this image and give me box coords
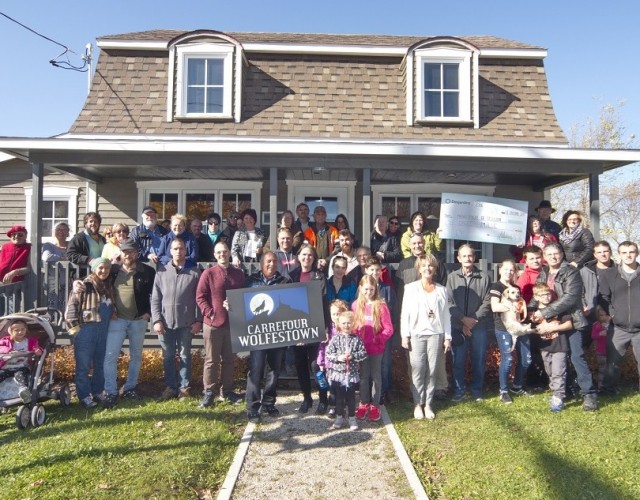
[351,275,393,422]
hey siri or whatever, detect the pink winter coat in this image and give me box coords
[352,301,393,356]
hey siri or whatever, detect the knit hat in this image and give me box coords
[90,257,111,272]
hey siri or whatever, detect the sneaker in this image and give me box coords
[583,393,598,412]
[509,386,532,397]
[80,396,97,409]
[92,392,106,403]
[355,403,370,420]
[451,392,466,403]
[327,407,337,419]
[178,388,191,401]
[18,386,32,404]
[423,405,435,420]
[550,396,564,412]
[247,409,260,422]
[157,387,179,402]
[199,391,215,408]
[331,416,345,430]
[262,405,280,417]
[349,416,359,431]
[297,399,313,414]
[102,393,118,409]
[316,402,328,415]
[368,404,381,422]
[224,392,244,405]
[434,389,448,401]
[500,392,513,404]
[413,405,425,420]
[474,396,484,402]
[121,389,142,400]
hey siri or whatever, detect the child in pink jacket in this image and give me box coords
[0,319,42,403]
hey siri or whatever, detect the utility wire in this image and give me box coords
[0,10,88,72]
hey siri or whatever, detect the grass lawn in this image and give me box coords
[389,388,640,499]
[0,397,245,499]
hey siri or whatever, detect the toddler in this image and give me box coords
[325,311,367,431]
[591,306,609,389]
[0,319,43,403]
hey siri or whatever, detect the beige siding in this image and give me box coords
[96,178,139,230]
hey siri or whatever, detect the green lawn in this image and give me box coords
[389,389,640,499]
[0,398,244,499]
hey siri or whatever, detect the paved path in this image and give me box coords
[217,392,427,499]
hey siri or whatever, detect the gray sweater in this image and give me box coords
[151,262,201,329]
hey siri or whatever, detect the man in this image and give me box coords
[190,218,214,262]
[532,242,598,411]
[130,206,168,264]
[102,239,156,408]
[600,241,640,393]
[273,227,300,280]
[584,240,615,312]
[151,238,202,401]
[220,211,240,245]
[447,244,493,402]
[245,251,290,421]
[534,200,562,240]
[328,229,358,277]
[517,245,544,303]
[196,241,245,407]
[67,212,106,265]
[293,202,311,233]
[303,206,339,270]
[347,245,372,286]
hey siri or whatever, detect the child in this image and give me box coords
[325,311,367,430]
[591,306,609,389]
[531,283,573,412]
[0,319,43,403]
[352,275,394,422]
[317,299,349,418]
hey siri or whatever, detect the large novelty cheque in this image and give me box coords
[439,193,528,246]
[227,280,326,353]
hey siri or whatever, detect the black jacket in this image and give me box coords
[66,231,107,265]
[536,262,587,329]
[110,262,156,318]
[560,228,595,268]
[370,230,402,263]
[599,265,640,333]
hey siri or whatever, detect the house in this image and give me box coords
[1,29,639,306]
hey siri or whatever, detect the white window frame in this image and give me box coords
[24,185,78,242]
[286,180,356,224]
[415,47,472,124]
[135,180,262,221]
[175,43,234,120]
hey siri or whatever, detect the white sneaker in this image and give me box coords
[424,405,435,420]
[18,386,32,404]
[349,416,359,431]
[331,416,345,430]
[413,405,425,419]
[81,396,97,409]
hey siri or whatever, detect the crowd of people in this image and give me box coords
[1,198,638,428]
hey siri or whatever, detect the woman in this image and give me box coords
[231,208,267,267]
[558,210,595,268]
[371,214,402,264]
[326,255,357,305]
[156,214,198,267]
[42,222,70,310]
[42,222,70,263]
[65,257,115,409]
[353,275,394,422]
[400,211,442,258]
[0,225,31,284]
[289,244,330,414]
[102,222,130,263]
[401,254,451,420]
[490,259,531,404]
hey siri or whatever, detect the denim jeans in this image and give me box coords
[103,318,148,395]
[495,329,531,392]
[73,302,112,400]
[158,327,193,391]
[568,328,596,395]
[451,323,488,398]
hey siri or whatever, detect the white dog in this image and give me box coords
[500,286,536,351]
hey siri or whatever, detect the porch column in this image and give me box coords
[589,173,600,240]
[86,181,98,213]
[269,168,278,249]
[362,168,371,243]
[27,162,44,309]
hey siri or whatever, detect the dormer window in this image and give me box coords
[175,43,234,119]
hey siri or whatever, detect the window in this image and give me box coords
[415,47,472,123]
[24,185,78,242]
[175,44,234,119]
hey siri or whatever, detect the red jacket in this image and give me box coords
[517,266,541,304]
[195,264,245,328]
[0,243,31,282]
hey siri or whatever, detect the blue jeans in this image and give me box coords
[451,323,488,398]
[158,327,193,391]
[568,328,596,395]
[103,318,148,395]
[495,330,531,392]
[74,302,112,400]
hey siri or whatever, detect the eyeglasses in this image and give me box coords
[9,233,26,238]
[389,221,399,225]
[208,221,220,225]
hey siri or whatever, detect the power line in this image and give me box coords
[0,10,88,72]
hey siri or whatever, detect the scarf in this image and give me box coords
[559,223,584,246]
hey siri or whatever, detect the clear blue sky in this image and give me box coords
[1,0,638,143]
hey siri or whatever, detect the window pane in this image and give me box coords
[187,88,204,113]
[188,59,205,85]
[442,64,459,89]
[381,196,411,221]
[424,63,440,89]
[54,200,68,218]
[443,92,459,117]
[42,220,53,237]
[206,88,224,113]
[149,193,178,220]
[186,193,216,222]
[222,193,252,222]
[42,201,53,219]
[425,91,441,117]
[207,59,224,85]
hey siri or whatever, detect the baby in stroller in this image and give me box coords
[0,319,43,403]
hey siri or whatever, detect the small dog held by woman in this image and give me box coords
[500,286,536,351]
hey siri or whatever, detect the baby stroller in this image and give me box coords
[0,308,71,429]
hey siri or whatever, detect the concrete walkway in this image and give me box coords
[217,392,427,499]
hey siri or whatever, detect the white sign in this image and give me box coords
[439,193,528,245]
